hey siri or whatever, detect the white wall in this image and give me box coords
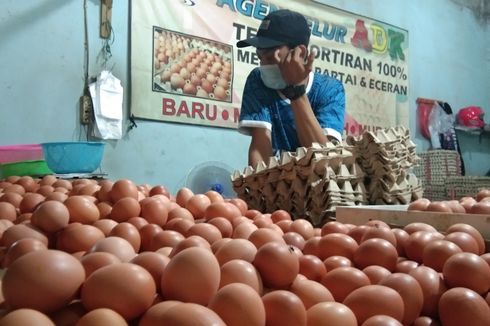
[0,0,489,194]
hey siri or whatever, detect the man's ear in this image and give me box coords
[297,44,308,62]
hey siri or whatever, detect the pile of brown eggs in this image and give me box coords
[0,175,489,325]
[408,189,490,214]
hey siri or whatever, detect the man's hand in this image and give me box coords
[275,46,315,85]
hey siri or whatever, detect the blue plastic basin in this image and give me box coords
[41,142,105,174]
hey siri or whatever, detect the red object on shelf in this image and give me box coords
[457,106,485,128]
[416,98,437,140]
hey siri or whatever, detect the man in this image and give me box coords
[236,9,346,168]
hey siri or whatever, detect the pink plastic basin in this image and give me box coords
[0,144,44,164]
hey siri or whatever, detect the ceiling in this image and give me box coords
[450,0,490,23]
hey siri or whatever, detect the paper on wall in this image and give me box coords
[89,70,123,139]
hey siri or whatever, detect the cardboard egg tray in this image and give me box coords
[232,126,423,226]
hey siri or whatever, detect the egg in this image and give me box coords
[289,219,314,240]
[56,224,105,253]
[0,309,55,326]
[64,196,100,224]
[1,224,48,248]
[404,222,437,234]
[154,302,226,326]
[343,285,404,324]
[360,225,397,246]
[442,252,490,295]
[298,254,327,282]
[476,188,490,202]
[148,230,185,251]
[186,194,211,219]
[306,302,357,326]
[31,200,70,233]
[253,242,299,289]
[19,193,45,214]
[469,200,490,214]
[289,277,334,309]
[169,235,211,257]
[92,218,117,236]
[187,223,222,244]
[409,266,447,317]
[87,236,136,262]
[207,217,233,238]
[391,228,409,256]
[109,179,138,203]
[219,259,263,294]
[79,252,121,277]
[227,198,248,215]
[110,197,141,223]
[175,187,194,207]
[362,265,392,284]
[404,231,442,263]
[130,252,170,293]
[75,308,127,326]
[81,263,156,320]
[140,197,168,226]
[2,250,85,313]
[444,231,479,254]
[208,283,266,326]
[248,228,285,249]
[0,202,17,221]
[426,201,452,212]
[446,223,485,255]
[203,202,241,221]
[380,273,424,325]
[2,238,48,268]
[321,221,350,235]
[262,290,306,326]
[49,300,86,326]
[422,239,462,272]
[167,207,194,221]
[411,316,441,326]
[321,267,370,302]
[353,238,398,271]
[138,301,181,326]
[109,222,141,252]
[214,238,257,265]
[161,246,220,305]
[439,287,490,326]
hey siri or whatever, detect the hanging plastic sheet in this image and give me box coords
[89,70,123,139]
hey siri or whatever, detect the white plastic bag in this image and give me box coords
[89,70,123,139]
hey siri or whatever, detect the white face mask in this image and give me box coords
[259,64,287,89]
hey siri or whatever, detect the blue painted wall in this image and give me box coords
[0,0,489,194]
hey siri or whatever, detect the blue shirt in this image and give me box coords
[238,68,345,154]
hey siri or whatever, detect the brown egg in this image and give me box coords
[109,179,138,203]
[3,183,26,195]
[37,185,55,196]
[289,277,334,309]
[75,308,127,326]
[404,231,442,263]
[149,185,169,197]
[1,224,48,248]
[79,251,121,277]
[186,223,222,244]
[131,252,170,293]
[109,222,141,252]
[232,221,258,239]
[422,239,463,272]
[19,193,45,214]
[409,266,447,317]
[140,197,168,226]
[214,238,257,265]
[0,201,17,221]
[307,302,357,326]
[360,225,397,246]
[411,316,441,326]
[139,223,164,252]
[408,198,431,211]
[155,302,226,326]
[380,273,424,325]
[167,206,194,221]
[81,263,156,320]
[248,228,285,249]
[208,283,266,326]
[317,233,359,260]
[220,259,263,294]
[439,287,490,326]
[321,266,370,302]
[298,254,327,282]
[203,202,241,221]
[444,231,479,254]
[109,197,141,223]
[40,175,57,186]
[169,235,211,257]
[2,238,48,268]
[391,228,409,256]
[0,309,55,326]
[443,252,490,295]
[289,219,314,240]
[362,265,391,284]
[3,250,85,313]
[57,224,105,253]
[45,191,68,202]
[87,236,136,262]
[469,200,490,214]
[148,230,185,251]
[207,217,233,238]
[164,218,194,235]
[362,315,403,325]
[138,300,181,326]
[354,238,398,271]
[253,242,299,289]
[426,201,452,212]
[404,222,437,234]
[31,200,70,233]
[95,201,112,220]
[186,194,211,219]
[0,192,23,208]
[175,187,194,207]
[270,209,292,223]
[321,221,350,235]
[476,189,490,202]
[262,290,306,326]
[446,223,485,255]
[343,285,404,324]
[227,198,248,215]
[92,218,117,236]
[323,255,353,271]
[211,238,232,253]
[64,196,100,224]
[161,246,220,305]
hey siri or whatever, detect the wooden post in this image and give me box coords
[100,0,113,39]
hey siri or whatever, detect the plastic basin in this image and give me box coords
[0,160,53,177]
[0,144,44,164]
[41,142,105,174]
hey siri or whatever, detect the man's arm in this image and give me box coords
[290,95,328,147]
[248,128,273,168]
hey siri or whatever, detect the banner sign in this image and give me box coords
[130,0,409,135]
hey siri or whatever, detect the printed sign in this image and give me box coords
[130,0,409,134]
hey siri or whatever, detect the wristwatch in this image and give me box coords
[281,84,306,100]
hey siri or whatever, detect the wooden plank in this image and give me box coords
[100,0,113,39]
[336,205,490,239]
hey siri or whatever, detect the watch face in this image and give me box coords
[282,84,306,100]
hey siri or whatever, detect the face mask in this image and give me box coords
[259,64,287,89]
